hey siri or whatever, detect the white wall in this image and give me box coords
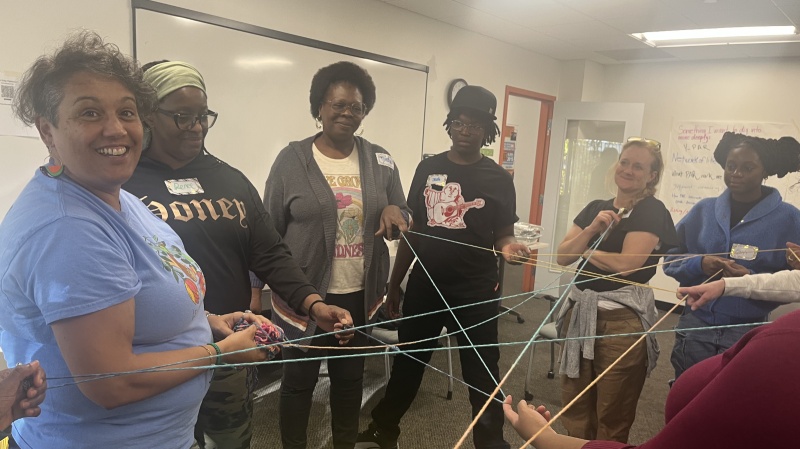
[0,0,562,218]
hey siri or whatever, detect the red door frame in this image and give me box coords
[498,86,556,292]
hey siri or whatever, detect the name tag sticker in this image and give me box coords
[376,153,395,169]
[165,178,204,196]
[730,243,758,261]
[426,174,447,188]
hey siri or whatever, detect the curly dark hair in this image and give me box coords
[443,110,500,147]
[141,59,171,73]
[713,131,800,178]
[12,30,157,127]
[308,61,376,119]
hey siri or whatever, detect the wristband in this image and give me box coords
[307,299,326,319]
[208,342,223,366]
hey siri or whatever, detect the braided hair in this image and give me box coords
[713,132,800,178]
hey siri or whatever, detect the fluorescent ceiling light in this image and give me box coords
[630,26,797,48]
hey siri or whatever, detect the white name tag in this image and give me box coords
[426,174,447,188]
[730,243,758,261]
[376,153,395,169]
[165,178,204,196]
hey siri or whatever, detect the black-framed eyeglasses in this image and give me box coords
[451,120,484,135]
[325,100,368,117]
[627,136,661,151]
[158,108,218,130]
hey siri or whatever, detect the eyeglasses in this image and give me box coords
[325,100,368,117]
[450,120,484,135]
[627,136,661,151]
[158,108,218,130]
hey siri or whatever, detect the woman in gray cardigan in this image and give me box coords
[263,61,411,449]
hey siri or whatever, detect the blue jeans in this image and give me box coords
[670,312,760,380]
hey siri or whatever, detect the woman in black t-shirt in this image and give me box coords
[555,138,677,443]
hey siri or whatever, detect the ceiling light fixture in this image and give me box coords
[630,26,797,48]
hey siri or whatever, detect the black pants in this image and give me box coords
[370,278,510,449]
[279,290,367,449]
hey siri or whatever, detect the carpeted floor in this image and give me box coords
[250,264,680,448]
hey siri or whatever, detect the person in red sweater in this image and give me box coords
[503,308,800,448]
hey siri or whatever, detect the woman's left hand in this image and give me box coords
[501,242,531,265]
[207,311,273,341]
[375,205,409,240]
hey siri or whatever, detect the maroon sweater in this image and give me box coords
[585,310,800,449]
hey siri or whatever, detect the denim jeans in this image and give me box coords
[670,311,760,380]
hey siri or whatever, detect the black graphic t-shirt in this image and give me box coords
[124,153,316,314]
[573,195,678,292]
[406,152,518,299]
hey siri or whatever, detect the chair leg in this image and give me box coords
[524,340,537,401]
[548,341,556,379]
[384,348,390,384]
[499,305,525,324]
[445,334,453,400]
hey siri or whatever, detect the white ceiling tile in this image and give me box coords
[455,0,590,26]
[381,0,465,20]
[567,33,654,52]
[662,44,749,61]
[772,0,800,25]
[737,42,800,58]
[664,0,792,28]
[537,19,621,40]
[558,0,663,19]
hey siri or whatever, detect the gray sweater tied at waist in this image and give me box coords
[556,285,660,379]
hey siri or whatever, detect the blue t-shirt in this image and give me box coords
[0,171,213,449]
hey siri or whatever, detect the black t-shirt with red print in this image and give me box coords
[573,195,678,292]
[406,152,518,299]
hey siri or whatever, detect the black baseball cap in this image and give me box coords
[450,85,497,120]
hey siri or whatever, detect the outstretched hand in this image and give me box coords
[501,242,532,265]
[502,395,554,442]
[678,279,725,310]
[312,304,355,345]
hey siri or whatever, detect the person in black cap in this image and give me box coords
[664,131,800,381]
[357,85,530,449]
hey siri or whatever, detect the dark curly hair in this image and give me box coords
[713,131,800,178]
[12,30,157,127]
[308,61,376,119]
[443,110,500,147]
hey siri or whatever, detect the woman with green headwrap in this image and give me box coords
[123,60,354,449]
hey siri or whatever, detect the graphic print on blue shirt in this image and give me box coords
[145,234,207,304]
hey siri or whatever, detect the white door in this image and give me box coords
[534,102,644,295]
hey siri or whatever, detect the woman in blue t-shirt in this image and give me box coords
[555,138,677,443]
[0,31,270,449]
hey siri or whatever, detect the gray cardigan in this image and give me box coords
[263,134,411,340]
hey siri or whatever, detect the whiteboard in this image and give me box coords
[133,1,428,196]
[662,120,800,223]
